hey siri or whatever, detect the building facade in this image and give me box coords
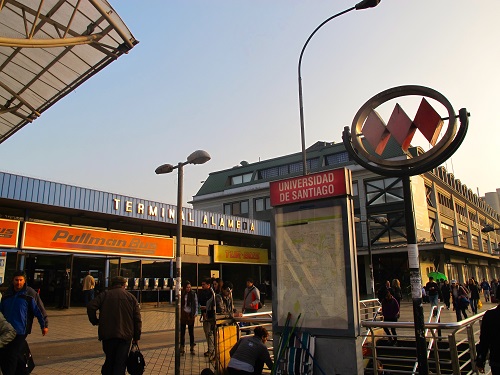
[192,141,500,297]
[0,171,271,306]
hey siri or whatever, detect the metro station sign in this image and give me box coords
[269,168,351,206]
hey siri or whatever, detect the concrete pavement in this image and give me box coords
[24,298,495,374]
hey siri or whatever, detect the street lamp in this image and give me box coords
[482,225,500,233]
[298,0,381,175]
[155,149,211,375]
[366,216,388,298]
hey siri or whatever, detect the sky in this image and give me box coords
[0,0,499,207]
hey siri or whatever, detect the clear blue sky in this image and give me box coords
[0,1,498,207]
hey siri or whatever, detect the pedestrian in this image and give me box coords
[492,279,499,303]
[377,280,393,303]
[0,311,16,348]
[468,278,480,314]
[82,271,95,306]
[381,289,400,346]
[440,280,451,309]
[0,270,49,375]
[198,278,215,358]
[425,276,440,313]
[87,276,142,375]
[391,279,402,306]
[207,282,236,319]
[242,278,261,314]
[451,280,468,321]
[180,280,198,355]
[227,326,273,375]
[212,278,223,295]
[480,278,491,303]
[476,285,500,374]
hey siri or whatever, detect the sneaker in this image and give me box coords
[204,351,210,357]
[180,347,185,355]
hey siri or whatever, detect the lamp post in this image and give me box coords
[298,0,381,175]
[155,150,211,375]
[366,216,388,298]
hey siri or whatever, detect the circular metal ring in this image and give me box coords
[350,85,457,171]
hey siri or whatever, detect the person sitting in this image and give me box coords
[227,326,273,375]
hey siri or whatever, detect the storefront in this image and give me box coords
[0,171,271,306]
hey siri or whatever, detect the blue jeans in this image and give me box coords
[84,289,95,305]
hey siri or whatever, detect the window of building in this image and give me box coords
[365,177,403,206]
[257,158,320,180]
[224,200,249,215]
[255,197,271,212]
[325,152,350,165]
[230,173,253,185]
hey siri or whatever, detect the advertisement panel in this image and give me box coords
[0,218,19,248]
[22,222,174,259]
[213,245,268,265]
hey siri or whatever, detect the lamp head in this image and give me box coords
[482,225,495,233]
[155,163,175,174]
[187,150,211,165]
[355,0,381,10]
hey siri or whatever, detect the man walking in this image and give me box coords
[82,271,96,306]
[198,278,215,357]
[242,278,261,314]
[476,285,500,374]
[480,278,491,303]
[0,270,49,374]
[425,276,440,313]
[87,276,142,375]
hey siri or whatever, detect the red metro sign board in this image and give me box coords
[270,168,350,207]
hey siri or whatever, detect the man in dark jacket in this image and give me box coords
[87,276,142,375]
[0,270,49,375]
[476,285,500,374]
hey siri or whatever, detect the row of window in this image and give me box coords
[224,197,271,216]
[230,152,350,186]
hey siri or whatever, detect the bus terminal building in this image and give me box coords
[0,171,270,307]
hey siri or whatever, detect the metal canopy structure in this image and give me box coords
[0,0,138,143]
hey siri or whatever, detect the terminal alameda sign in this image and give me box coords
[269,168,350,206]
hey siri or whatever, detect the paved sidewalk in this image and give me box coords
[28,303,215,375]
[24,298,495,374]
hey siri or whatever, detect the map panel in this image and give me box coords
[275,202,347,329]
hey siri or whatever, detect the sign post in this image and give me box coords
[271,168,364,374]
[343,85,469,374]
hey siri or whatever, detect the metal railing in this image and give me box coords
[362,306,486,374]
[230,300,488,375]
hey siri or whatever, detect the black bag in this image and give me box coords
[17,340,35,375]
[127,343,146,375]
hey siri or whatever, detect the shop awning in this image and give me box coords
[0,0,138,143]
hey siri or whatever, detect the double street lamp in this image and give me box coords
[155,150,211,375]
[356,215,388,298]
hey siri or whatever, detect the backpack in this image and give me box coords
[127,343,146,375]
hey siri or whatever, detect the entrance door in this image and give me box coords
[71,256,107,306]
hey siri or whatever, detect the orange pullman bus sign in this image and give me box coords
[22,222,174,259]
[0,219,19,248]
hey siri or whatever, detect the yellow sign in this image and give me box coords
[0,218,19,248]
[22,222,174,259]
[213,245,268,265]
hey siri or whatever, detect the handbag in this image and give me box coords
[127,343,146,375]
[17,339,35,374]
[478,299,483,309]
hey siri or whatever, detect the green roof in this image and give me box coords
[194,139,408,197]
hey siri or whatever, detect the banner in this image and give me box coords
[0,218,19,248]
[22,222,174,259]
[213,245,268,264]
